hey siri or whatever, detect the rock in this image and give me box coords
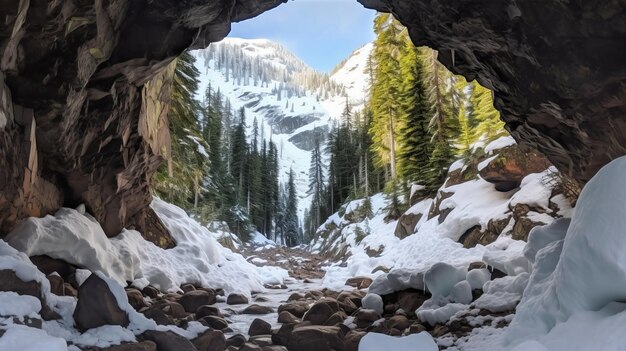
[344,277,373,289]
[386,315,411,331]
[407,322,426,335]
[73,273,129,331]
[249,318,272,336]
[140,330,197,351]
[275,324,346,351]
[304,290,323,300]
[199,315,229,330]
[64,283,78,297]
[396,290,428,316]
[242,304,274,315]
[47,274,64,296]
[226,334,247,348]
[302,300,339,325]
[0,269,43,300]
[181,284,196,293]
[162,301,187,319]
[287,293,304,302]
[337,291,364,307]
[361,294,383,315]
[459,217,510,248]
[249,335,273,347]
[180,290,216,313]
[83,341,158,351]
[394,212,422,239]
[261,347,287,351]
[431,325,450,338]
[478,144,551,191]
[344,331,366,351]
[355,309,381,329]
[239,343,262,351]
[196,305,222,319]
[371,266,390,274]
[142,286,160,299]
[126,288,148,310]
[324,311,347,326]
[192,329,226,351]
[277,311,299,324]
[337,298,358,315]
[142,307,175,326]
[30,256,75,279]
[226,293,249,305]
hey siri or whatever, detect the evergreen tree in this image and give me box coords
[307,133,325,234]
[284,169,299,247]
[470,81,506,141]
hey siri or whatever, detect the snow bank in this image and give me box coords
[506,156,626,349]
[359,332,438,351]
[0,326,68,351]
[484,136,516,154]
[5,198,288,295]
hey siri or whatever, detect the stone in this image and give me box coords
[249,318,272,336]
[226,334,247,348]
[324,311,347,326]
[431,325,450,338]
[249,335,273,347]
[355,309,381,329]
[82,341,158,351]
[126,288,147,310]
[277,311,299,324]
[142,307,175,326]
[302,300,339,325]
[162,301,187,319]
[396,290,428,316]
[287,293,304,301]
[181,284,196,293]
[274,324,346,351]
[478,144,551,191]
[47,274,64,296]
[0,269,42,300]
[386,315,411,331]
[73,274,129,331]
[192,329,226,351]
[394,212,422,239]
[30,256,75,279]
[142,286,160,299]
[304,290,323,300]
[344,277,373,289]
[140,330,197,351]
[242,304,274,315]
[180,290,216,313]
[261,347,287,351]
[199,315,229,330]
[196,305,222,319]
[239,343,262,351]
[344,331,366,351]
[64,283,78,297]
[226,293,249,305]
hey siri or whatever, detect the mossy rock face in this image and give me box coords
[478,144,552,192]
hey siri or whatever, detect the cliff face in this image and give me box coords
[1,0,624,243]
[0,0,284,244]
[360,0,626,182]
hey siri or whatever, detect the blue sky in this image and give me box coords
[229,0,376,73]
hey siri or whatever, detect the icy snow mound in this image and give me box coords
[506,156,626,349]
[6,198,287,294]
[359,332,438,351]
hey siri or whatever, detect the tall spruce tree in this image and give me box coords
[284,169,299,247]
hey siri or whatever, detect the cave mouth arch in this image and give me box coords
[0,0,624,242]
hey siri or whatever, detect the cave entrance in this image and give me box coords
[161,0,510,245]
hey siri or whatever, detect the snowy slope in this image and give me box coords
[329,42,373,112]
[192,38,372,219]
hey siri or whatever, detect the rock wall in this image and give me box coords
[360,0,626,182]
[0,0,285,244]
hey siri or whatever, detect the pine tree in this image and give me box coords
[470,81,506,141]
[397,41,433,184]
[284,169,299,247]
[307,133,325,233]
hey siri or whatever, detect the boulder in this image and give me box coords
[249,335,273,347]
[394,212,422,239]
[180,284,196,293]
[226,293,249,305]
[47,274,64,296]
[324,311,347,326]
[161,301,187,318]
[192,329,226,351]
[126,288,147,310]
[226,334,247,348]
[277,311,299,324]
[386,315,411,331]
[344,277,373,289]
[287,293,304,302]
[142,286,160,299]
[142,307,175,326]
[199,315,229,330]
[73,274,129,331]
[239,343,262,351]
[302,300,339,325]
[29,256,75,279]
[274,324,346,351]
[140,330,197,351]
[0,269,43,300]
[180,290,216,313]
[344,331,366,351]
[242,304,274,315]
[249,318,272,336]
[196,305,222,319]
[355,309,381,329]
[64,283,78,297]
[478,144,551,191]
[82,341,158,351]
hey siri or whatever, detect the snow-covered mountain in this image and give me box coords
[192,38,372,218]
